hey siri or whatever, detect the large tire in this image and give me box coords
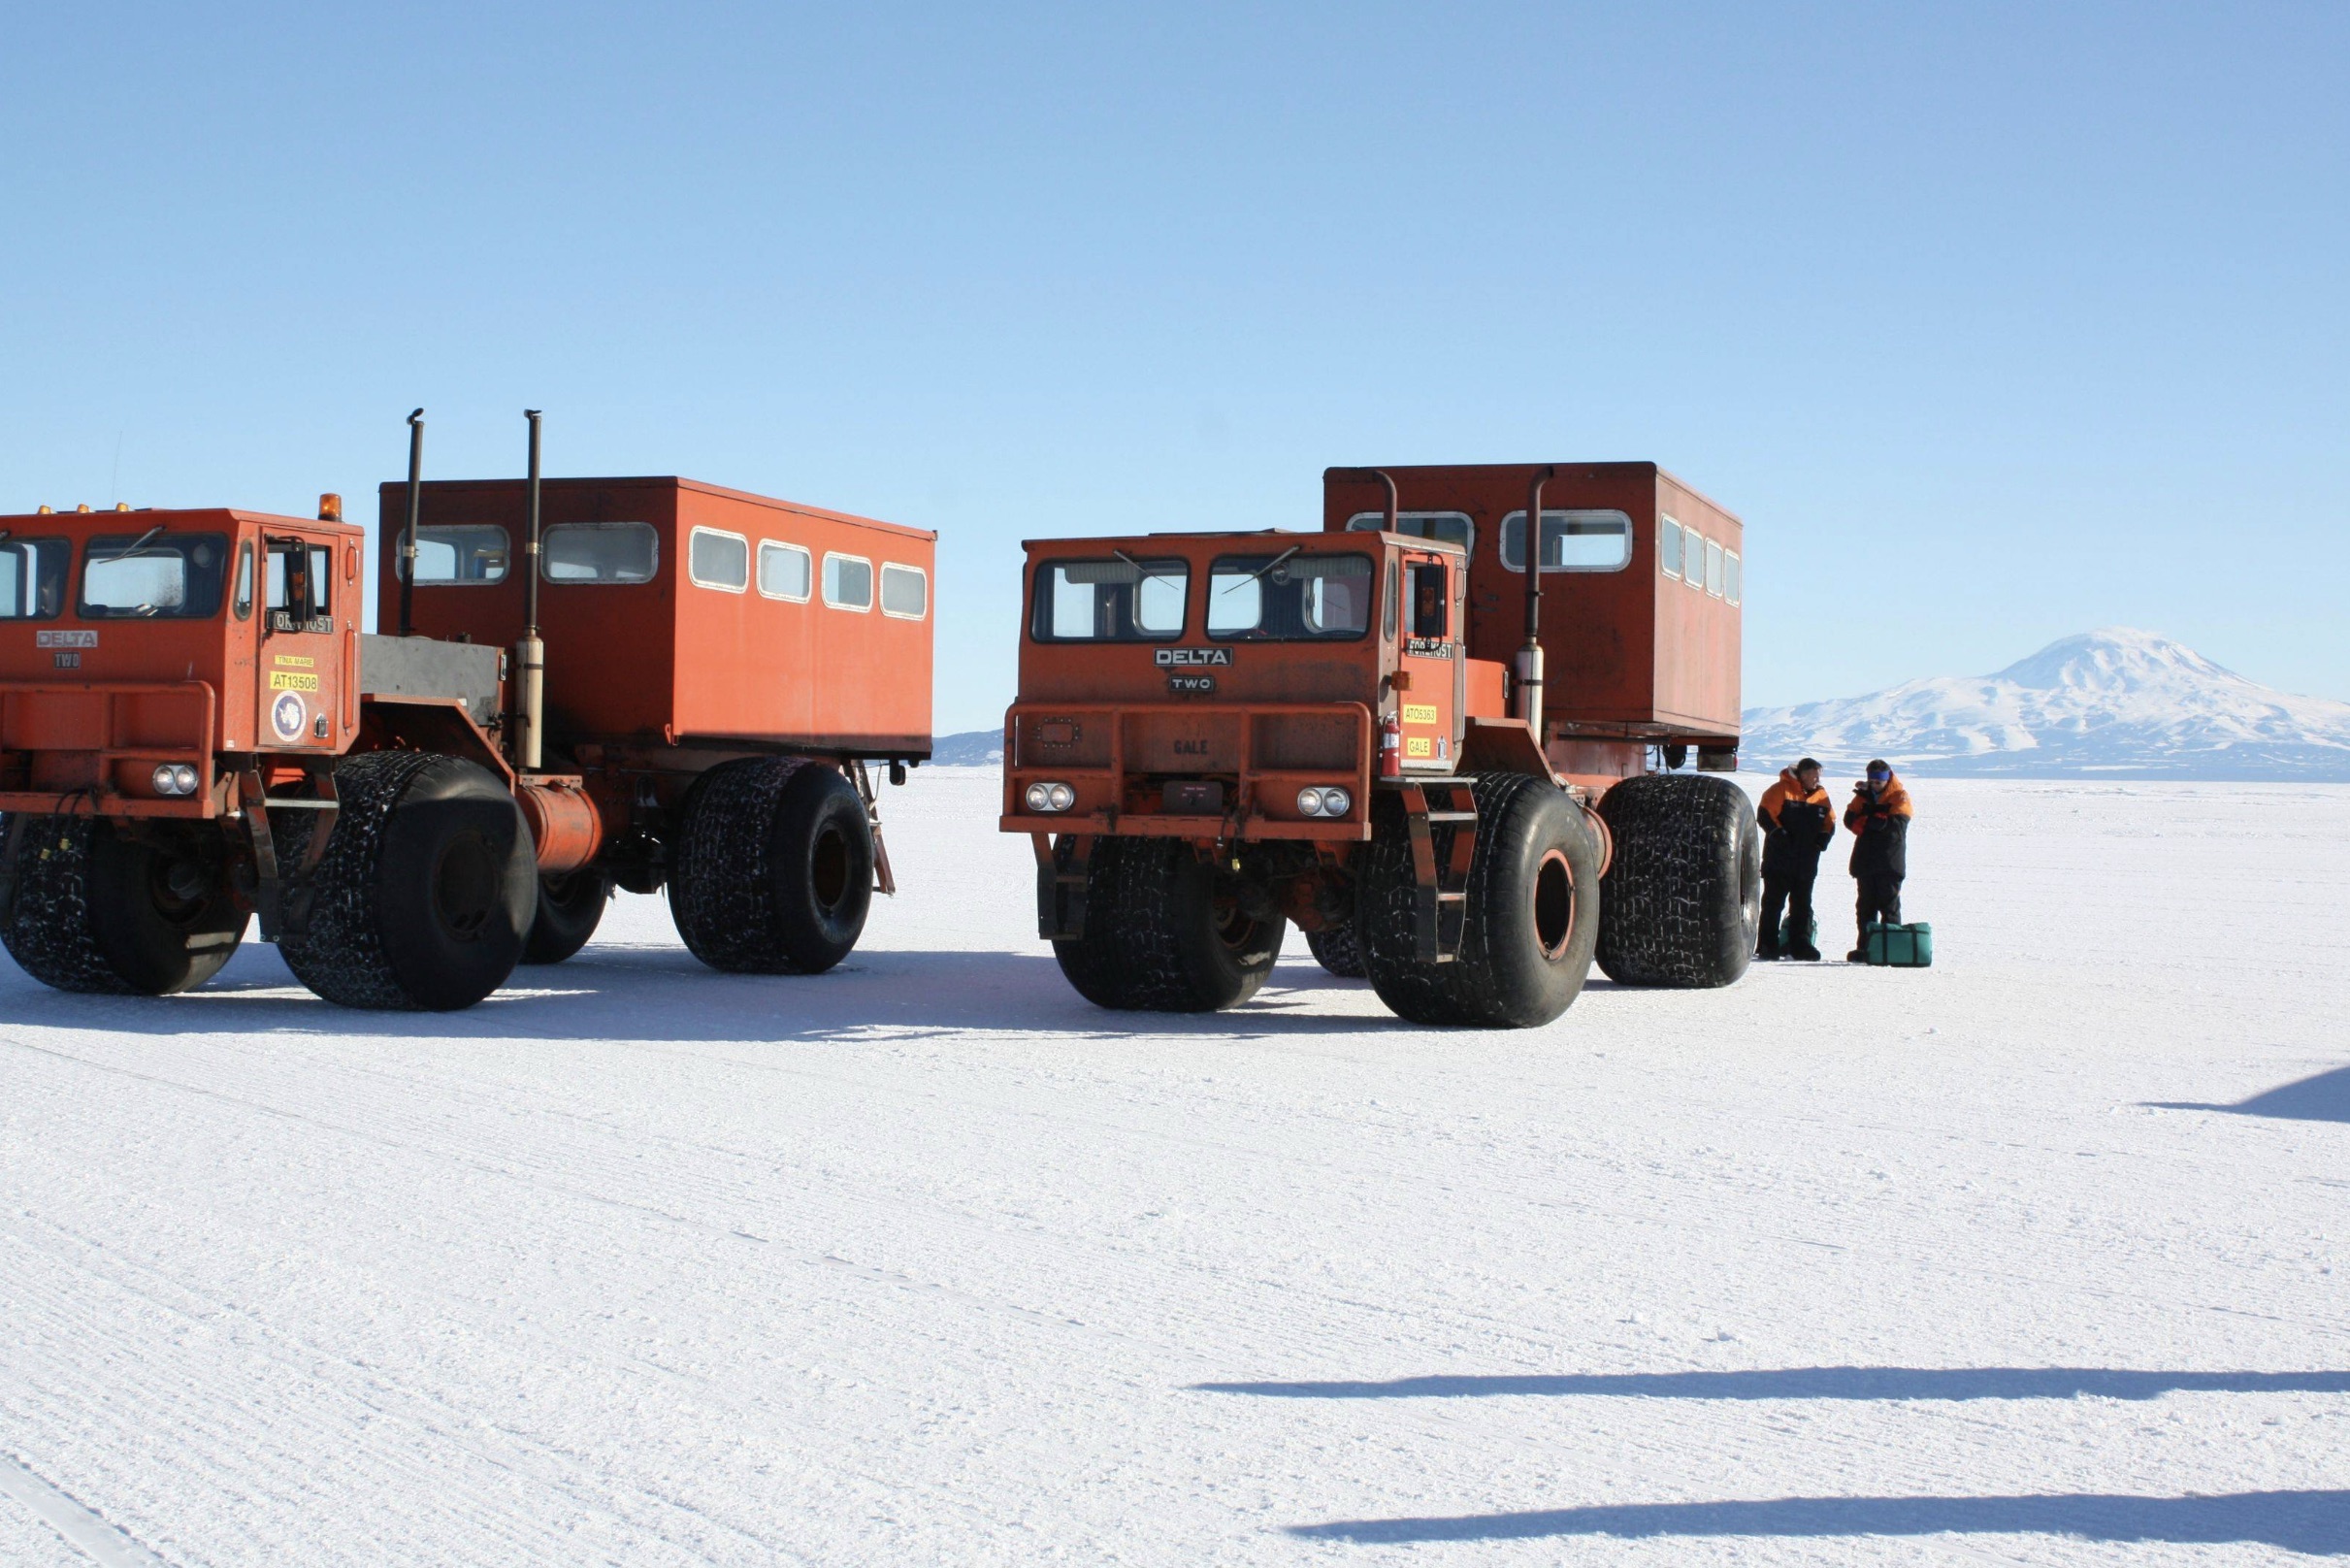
[522,869,610,964]
[0,815,245,996]
[1358,774,1601,1028]
[278,752,536,1011]
[1051,836,1287,1011]
[669,758,874,974]
[1595,772,1761,988]
[1305,919,1366,978]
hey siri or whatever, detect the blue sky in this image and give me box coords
[5,3,2342,732]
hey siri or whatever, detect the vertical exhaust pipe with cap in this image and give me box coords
[398,408,424,637]
[515,409,546,772]
[1517,465,1554,727]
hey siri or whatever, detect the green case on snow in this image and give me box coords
[1864,921,1933,967]
[1779,912,1818,950]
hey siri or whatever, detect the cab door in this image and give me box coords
[257,533,345,754]
[1396,548,1458,770]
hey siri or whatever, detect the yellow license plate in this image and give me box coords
[1402,702,1438,724]
[268,670,320,692]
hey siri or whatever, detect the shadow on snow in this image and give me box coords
[1196,1365,2350,1401]
[0,944,1420,1044]
[1288,1489,2350,1552]
[2151,1064,2350,1125]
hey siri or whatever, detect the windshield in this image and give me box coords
[78,532,231,619]
[1207,552,1374,641]
[1031,557,1188,641]
[0,537,70,620]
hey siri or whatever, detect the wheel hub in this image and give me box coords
[1533,848,1575,960]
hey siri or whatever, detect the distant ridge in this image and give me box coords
[930,730,1004,767]
[1741,629,2350,781]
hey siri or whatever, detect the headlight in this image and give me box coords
[151,763,198,797]
[1296,786,1352,818]
[171,765,200,795]
[1025,781,1075,813]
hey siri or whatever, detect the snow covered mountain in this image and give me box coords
[1741,629,2350,780]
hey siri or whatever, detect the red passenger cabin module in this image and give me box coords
[377,476,933,756]
[1322,462,1742,788]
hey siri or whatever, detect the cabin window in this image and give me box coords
[1705,539,1725,597]
[1661,516,1683,579]
[79,532,231,620]
[758,540,812,602]
[880,563,929,619]
[1208,551,1373,641]
[823,553,873,610]
[687,527,750,592]
[263,539,334,630]
[1725,550,1742,606]
[1031,557,1188,641]
[1345,510,1475,554]
[405,524,509,584]
[1683,528,1707,589]
[233,541,254,619]
[1409,561,1450,639]
[543,521,659,584]
[0,537,69,620]
[1500,509,1633,572]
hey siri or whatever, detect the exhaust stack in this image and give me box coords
[515,410,546,772]
[1517,465,1554,727]
[398,408,424,637]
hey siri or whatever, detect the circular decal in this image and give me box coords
[271,690,308,741]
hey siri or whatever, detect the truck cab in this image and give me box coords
[0,503,363,818]
[1003,528,1547,847]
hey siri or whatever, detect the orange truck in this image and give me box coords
[999,462,1759,1028]
[0,412,932,1010]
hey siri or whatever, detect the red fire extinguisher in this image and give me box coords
[1379,709,1404,779]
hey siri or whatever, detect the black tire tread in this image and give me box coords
[277,751,449,1010]
[1595,772,1760,989]
[1052,837,1285,1012]
[0,815,133,994]
[1304,919,1366,978]
[669,758,873,974]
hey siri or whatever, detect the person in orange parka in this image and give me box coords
[1756,758,1835,960]
[1844,759,1914,960]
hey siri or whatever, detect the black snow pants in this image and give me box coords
[1855,871,1904,947]
[1759,868,1820,959]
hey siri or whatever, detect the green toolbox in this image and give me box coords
[1863,921,1933,967]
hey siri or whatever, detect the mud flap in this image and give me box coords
[1034,832,1093,940]
[852,759,898,896]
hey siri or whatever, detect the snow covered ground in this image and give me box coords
[2,769,2345,1565]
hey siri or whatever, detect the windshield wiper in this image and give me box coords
[108,524,167,561]
[1219,545,1299,596]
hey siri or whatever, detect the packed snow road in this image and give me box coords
[2,771,2344,1565]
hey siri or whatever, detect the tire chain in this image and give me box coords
[1594,772,1754,988]
[277,750,445,1010]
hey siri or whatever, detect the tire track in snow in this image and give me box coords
[0,1455,168,1567]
